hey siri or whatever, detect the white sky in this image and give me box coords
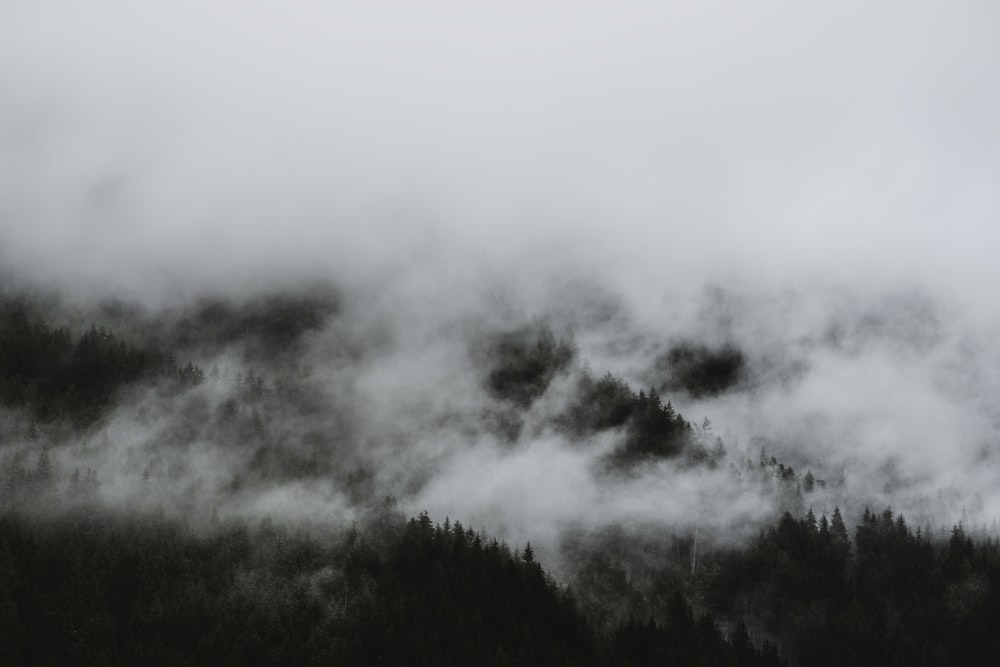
[1,0,998,299]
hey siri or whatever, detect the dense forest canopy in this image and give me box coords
[2,282,999,665]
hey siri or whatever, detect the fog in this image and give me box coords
[3,1,1000,556]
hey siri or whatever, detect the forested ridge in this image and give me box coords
[3,501,999,665]
[0,503,783,666]
[2,289,1000,665]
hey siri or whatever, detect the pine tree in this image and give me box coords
[831,507,848,542]
[803,470,815,493]
[35,446,53,481]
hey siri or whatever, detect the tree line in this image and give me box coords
[0,505,785,666]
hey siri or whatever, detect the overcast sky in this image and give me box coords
[4,1,1000,539]
[2,0,999,301]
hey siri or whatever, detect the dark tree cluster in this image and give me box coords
[619,387,692,462]
[611,592,783,667]
[161,289,337,357]
[657,342,747,398]
[711,507,1000,666]
[0,506,787,667]
[560,371,636,434]
[0,300,201,425]
[342,512,594,666]
[560,371,696,467]
[0,510,322,666]
[481,325,575,407]
[562,534,786,667]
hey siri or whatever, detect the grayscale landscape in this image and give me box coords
[2,2,999,664]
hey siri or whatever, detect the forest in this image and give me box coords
[4,0,998,662]
[2,287,1000,666]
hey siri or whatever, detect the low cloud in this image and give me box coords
[2,1,1000,559]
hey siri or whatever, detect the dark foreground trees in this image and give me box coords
[712,508,1000,666]
[0,507,781,666]
[10,502,998,665]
